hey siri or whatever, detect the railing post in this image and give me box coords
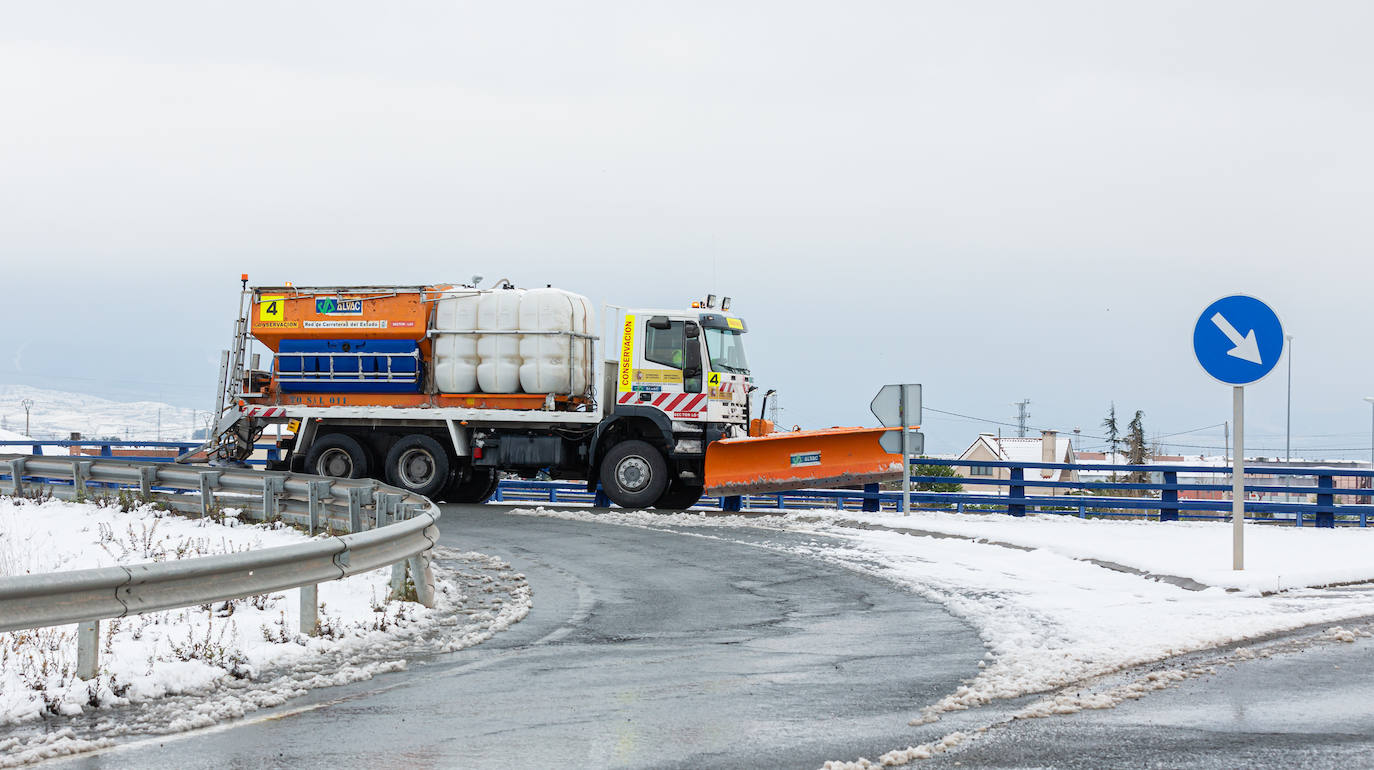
[862,483,880,513]
[77,620,100,680]
[408,552,436,607]
[550,487,558,503]
[307,480,331,534]
[1009,467,1026,517]
[1160,471,1179,522]
[388,560,408,600]
[1078,503,1086,519]
[723,495,742,512]
[347,486,365,531]
[139,465,158,497]
[8,457,26,496]
[262,477,285,521]
[1316,475,1335,529]
[776,493,785,509]
[72,460,92,497]
[593,484,610,507]
[299,584,318,636]
[100,444,112,457]
[199,471,221,517]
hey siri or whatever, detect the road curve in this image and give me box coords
[58,504,983,769]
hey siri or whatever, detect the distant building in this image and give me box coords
[955,430,1079,496]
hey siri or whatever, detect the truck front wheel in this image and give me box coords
[599,440,669,509]
[384,434,451,499]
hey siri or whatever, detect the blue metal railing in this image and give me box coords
[5,443,1368,527]
[0,440,280,466]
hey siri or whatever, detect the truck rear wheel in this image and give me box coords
[384,434,451,499]
[303,433,370,479]
[654,481,704,510]
[599,440,669,509]
[441,466,500,504]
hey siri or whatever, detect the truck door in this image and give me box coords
[615,315,709,419]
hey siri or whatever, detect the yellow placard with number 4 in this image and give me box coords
[259,295,285,322]
[708,372,721,387]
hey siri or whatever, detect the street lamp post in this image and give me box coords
[20,399,33,438]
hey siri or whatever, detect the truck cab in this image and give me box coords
[589,306,753,508]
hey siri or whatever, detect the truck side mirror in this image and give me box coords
[648,316,671,330]
[684,322,699,339]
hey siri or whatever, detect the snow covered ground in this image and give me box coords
[507,506,1374,768]
[0,497,530,766]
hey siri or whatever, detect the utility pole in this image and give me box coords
[20,399,33,437]
[1012,399,1031,438]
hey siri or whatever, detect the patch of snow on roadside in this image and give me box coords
[0,498,531,757]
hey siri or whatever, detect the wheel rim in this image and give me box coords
[317,448,353,478]
[397,448,436,488]
[615,454,652,493]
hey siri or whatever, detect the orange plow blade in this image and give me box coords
[703,427,906,497]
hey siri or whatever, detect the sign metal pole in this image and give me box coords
[1232,385,1244,570]
[900,385,910,517]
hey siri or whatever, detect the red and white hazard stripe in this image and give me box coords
[242,406,288,417]
[615,391,707,415]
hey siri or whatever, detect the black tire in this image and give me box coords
[440,465,500,504]
[303,433,370,479]
[599,439,669,509]
[654,480,704,510]
[384,434,452,498]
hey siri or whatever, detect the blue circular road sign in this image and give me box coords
[1192,295,1284,386]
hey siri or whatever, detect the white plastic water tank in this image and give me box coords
[518,288,595,394]
[477,288,524,392]
[433,291,481,393]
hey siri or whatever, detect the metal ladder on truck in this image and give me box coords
[176,277,256,464]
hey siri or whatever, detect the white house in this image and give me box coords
[955,430,1079,496]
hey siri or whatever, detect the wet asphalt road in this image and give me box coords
[60,505,983,769]
[922,631,1374,769]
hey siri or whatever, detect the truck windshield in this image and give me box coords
[704,328,749,374]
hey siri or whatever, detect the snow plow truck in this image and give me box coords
[188,278,903,509]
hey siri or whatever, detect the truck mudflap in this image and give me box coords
[703,427,905,497]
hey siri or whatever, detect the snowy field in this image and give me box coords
[0,385,197,442]
[508,506,1374,768]
[0,497,530,766]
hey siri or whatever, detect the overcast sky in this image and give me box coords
[3,1,1372,457]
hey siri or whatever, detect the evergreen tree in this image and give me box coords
[1101,403,1121,481]
[1125,410,1150,484]
[913,460,964,493]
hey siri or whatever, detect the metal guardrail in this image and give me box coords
[0,454,441,680]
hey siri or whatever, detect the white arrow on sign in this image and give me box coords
[1210,312,1263,365]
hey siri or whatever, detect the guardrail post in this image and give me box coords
[307,481,331,534]
[388,561,408,600]
[139,465,158,497]
[72,460,92,497]
[77,620,100,680]
[722,495,742,512]
[199,471,221,517]
[262,477,285,521]
[862,483,880,513]
[100,444,112,457]
[299,584,319,636]
[1160,471,1179,522]
[549,486,558,503]
[1078,503,1086,519]
[1009,467,1026,517]
[8,457,26,496]
[1316,475,1335,528]
[593,484,609,507]
[407,552,436,607]
[348,487,365,532]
